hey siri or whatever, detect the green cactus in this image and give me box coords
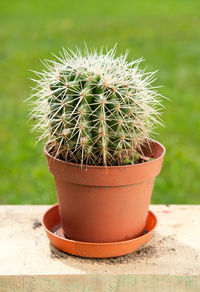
[29,47,163,166]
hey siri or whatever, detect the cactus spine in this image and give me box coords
[30,47,163,166]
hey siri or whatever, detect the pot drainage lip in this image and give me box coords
[42,204,157,258]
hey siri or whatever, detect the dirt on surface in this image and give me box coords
[49,234,176,265]
[33,219,42,229]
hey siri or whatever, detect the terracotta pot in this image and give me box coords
[45,140,165,243]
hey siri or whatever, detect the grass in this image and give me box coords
[0,0,200,204]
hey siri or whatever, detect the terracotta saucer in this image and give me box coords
[42,204,157,258]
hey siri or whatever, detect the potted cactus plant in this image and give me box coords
[30,47,165,243]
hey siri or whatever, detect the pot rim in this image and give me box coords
[44,139,166,169]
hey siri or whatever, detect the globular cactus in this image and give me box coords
[29,47,163,166]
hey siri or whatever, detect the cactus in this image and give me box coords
[29,47,163,166]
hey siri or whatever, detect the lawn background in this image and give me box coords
[0,0,200,204]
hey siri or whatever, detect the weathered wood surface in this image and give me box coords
[0,205,200,291]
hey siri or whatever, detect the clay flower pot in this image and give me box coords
[45,140,165,243]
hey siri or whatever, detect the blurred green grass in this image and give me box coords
[0,0,200,204]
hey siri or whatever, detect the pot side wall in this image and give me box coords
[55,177,155,242]
[45,140,165,243]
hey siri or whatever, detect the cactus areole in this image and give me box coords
[30,47,166,245]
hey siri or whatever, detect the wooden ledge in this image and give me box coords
[0,205,200,291]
